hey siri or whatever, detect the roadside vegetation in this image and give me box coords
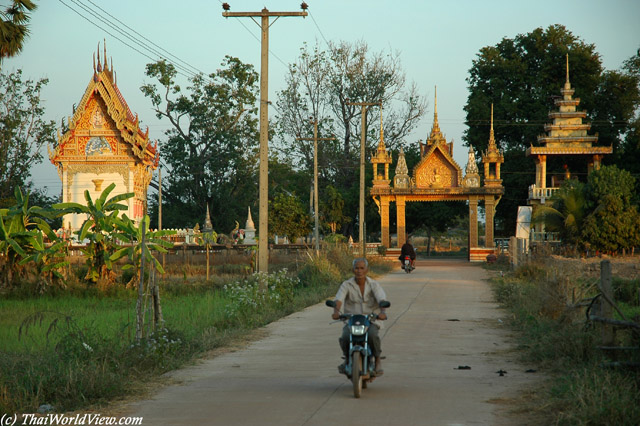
[489,256,640,425]
[0,244,392,414]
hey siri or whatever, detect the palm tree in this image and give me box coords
[532,180,587,247]
[0,0,37,63]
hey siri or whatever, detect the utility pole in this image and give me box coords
[346,101,380,258]
[222,3,307,274]
[297,119,334,254]
[158,166,164,270]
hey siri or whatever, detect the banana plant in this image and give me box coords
[53,183,133,283]
[18,233,69,291]
[110,214,175,287]
[0,187,62,287]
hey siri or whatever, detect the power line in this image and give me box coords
[82,0,205,77]
[67,0,199,79]
[57,0,198,81]
[308,10,329,47]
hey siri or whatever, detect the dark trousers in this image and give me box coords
[339,324,382,358]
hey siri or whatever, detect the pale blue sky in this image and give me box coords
[5,0,640,198]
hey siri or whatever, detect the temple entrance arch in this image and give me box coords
[371,93,504,261]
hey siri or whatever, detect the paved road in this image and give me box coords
[124,260,537,426]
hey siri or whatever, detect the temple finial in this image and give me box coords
[434,86,438,117]
[103,39,107,70]
[96,43,102,72]
[378,105,385,149]
[566,53,570,84]
[491,103,494,134]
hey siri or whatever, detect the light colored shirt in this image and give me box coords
[334,276,387,328]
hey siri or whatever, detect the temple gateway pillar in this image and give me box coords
[380,196,390,248]
[469,196,478,248]
[484,196,495,248]
[396,196,406,247]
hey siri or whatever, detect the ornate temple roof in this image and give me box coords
[49,42,158,167]
[527,54,611,157]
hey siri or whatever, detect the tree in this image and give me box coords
[531,180,587,247]
[321,185,347,234]
[581,165,640,253]
[0,69,56,207]
[141,57,259,232]
[269,193,311,243]
[0,0,36,62]
[275,41,426,234]
[464,25,640,235]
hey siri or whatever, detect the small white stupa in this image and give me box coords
[243,207,257,244]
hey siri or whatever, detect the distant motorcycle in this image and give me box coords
[401,255,414,273]
[326,299,391,398]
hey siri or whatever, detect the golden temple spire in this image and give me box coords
[103,39,108,71]
[426,86,443,145]
[377,106,385,151]
[488,103,497,152]
[564,53,571,90]
[96,43,102,72]
[433,86,439,129]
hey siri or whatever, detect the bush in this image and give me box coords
[297,252,342,288]
[223,269,299,325]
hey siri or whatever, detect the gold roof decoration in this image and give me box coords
[49,41,158,168]
[465,146,479,175]
[527,53,611,156]
[372,106,393,165]
[393,147,411,189]
[425,86,445,146]
[482,104,504,164]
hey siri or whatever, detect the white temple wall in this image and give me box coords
[64,171,129,231]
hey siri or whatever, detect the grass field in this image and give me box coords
[0,247,393,414]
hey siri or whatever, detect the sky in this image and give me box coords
[4,0,640,199]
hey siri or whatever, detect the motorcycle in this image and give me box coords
[326,299,391,398]
[401,255,414,273]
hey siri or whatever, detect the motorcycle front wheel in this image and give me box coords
[352,352,362,398]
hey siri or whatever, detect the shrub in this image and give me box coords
[223,270,299,324]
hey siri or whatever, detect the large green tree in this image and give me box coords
[464,25,640,235]
[0,69,56,208]
[275,41,427,237]
[141,57,260,231]
[0,0,36,63]
[582,166,640,253]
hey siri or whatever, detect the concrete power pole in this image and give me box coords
[222,4,307,273]
[346,101,380,258]
[297,119,334,254]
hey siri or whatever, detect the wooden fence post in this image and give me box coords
[600,260,614,347]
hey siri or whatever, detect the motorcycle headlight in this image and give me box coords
[351,325,366,336]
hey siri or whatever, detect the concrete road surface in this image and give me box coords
[124,259,538,426]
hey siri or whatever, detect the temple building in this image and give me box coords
[527,54,612,239]
[49,43,158,230]
[371,89,504,261]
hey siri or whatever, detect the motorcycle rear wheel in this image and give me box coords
[352,352,362,398]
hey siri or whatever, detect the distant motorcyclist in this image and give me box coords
[331,258,388,375]
[399,237,416,268]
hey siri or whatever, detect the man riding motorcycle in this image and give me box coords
[399,237,416,269]
[331,258,388,375]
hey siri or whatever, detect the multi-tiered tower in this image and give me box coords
[527,54,612,206]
